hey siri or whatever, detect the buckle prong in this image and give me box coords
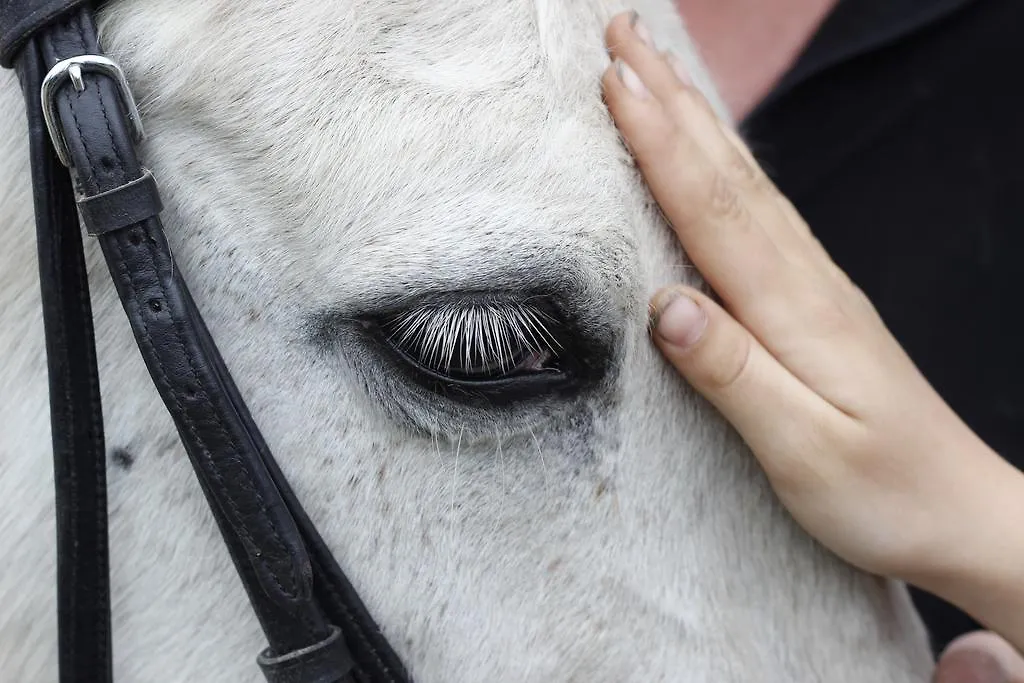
[68,64,86,92]
[41,55,145,168]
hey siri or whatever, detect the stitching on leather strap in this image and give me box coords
[16,5,410,678]
[50,14,110,668]
[114,227,305,603]
[49,9,305,605]
[0,0,89,67]
[309,554,392,682]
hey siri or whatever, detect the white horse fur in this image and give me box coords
[0,1,935,681]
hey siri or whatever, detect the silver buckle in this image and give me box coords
[40,55,145,168]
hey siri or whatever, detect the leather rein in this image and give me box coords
[1,3,411,682]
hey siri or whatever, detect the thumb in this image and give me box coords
[648,286,826,455]
[935,632,1024,683]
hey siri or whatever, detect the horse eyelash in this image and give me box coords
[381,301,563,375]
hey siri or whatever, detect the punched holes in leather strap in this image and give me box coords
[76,168,163,236]
[257,625,355,683]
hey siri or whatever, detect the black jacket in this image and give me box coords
[742,0,1024,652]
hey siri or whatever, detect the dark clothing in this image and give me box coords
[742,0,1024,653]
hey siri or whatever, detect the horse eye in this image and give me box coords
[377,300,564,387]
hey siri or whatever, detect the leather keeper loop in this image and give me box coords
[257,625,355,683]
[76,169,163,235]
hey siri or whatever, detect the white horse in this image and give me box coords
[0,1,936,681]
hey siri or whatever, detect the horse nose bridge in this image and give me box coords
[591,338,735,559]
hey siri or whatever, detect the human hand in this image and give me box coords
[936,632,1024,683]
[600,10,1024,651]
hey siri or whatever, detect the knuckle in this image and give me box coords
[750,168,780,198]
[796,288,855,337]
[732,157,761,187]
[719,144,762,187]
[685,83,718,116]
[763,449,828,499]
[764,417,855,496]
[668,83,702,112]
[704,171,747,224]
[845,432,884,476]
[665,121,700,163]
[700,328,753,391]
[834,276,870,311]
[817,268,881,323]
[844,279,876,312]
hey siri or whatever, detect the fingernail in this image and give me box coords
[664,50,693,86]
[615,58,648,98]
[629,11,657,50]
[650,291,707,348]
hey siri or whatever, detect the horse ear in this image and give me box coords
[933,632,1024,683]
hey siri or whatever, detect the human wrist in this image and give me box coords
[907,441,1024,650]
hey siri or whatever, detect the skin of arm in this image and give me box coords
[910,449,1024,651]
[600,10,1024,658]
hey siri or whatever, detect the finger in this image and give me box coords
[714,118,840,270]
[605,52,870,371]
[602,36,805,319]
[714,119,821,243]
[604,12,820,262]
[648,285,846,473]
[652,56,831,270]
[936,631,1024,683]
[658,70,772,199]
[606,72,793,315]
[605,11,695,104]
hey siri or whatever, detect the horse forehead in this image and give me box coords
[98,0,638,297]
[102,0,618,190]
[102,0,605,108]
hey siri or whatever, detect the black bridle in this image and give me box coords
[1,3,411,682]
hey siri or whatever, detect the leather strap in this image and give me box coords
[37,7,328,643]
[258,626,355,683]
[5,4,410,683]
[76,169,162,235]
[17,32,113,683]
[0,0,87,67]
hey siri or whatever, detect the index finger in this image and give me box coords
[601,50,795,317]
